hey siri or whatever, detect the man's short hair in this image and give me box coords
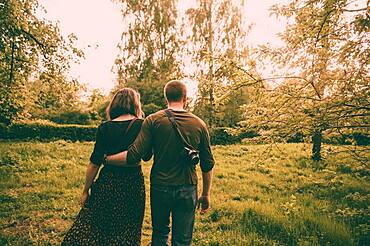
[164,80,187,102]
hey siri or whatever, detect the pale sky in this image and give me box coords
[39,0,289,94]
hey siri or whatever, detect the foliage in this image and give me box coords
[210,127,241,145]
[210,127,258,145]
[0,142,368,244]
[25,77,84,120]
[113,0,181,108]
[26,86,106,125]
[47,110,94,125]
[142,103,163,116]
[194,85,250,127]
[0,0,83,124]
[241,0,370,161]
[186,0,249,127]
[0,121,97,141]
[85,89,109,122]
[323,130,370,146]
[0,122,259,145]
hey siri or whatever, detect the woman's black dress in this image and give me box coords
[62,119,147,246]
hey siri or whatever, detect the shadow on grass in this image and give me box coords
[241,208,354,246]
[241,209,296,245]
[0,233,33,246]
[297,181,369,210]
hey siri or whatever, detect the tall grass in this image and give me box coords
[0,141,369,245]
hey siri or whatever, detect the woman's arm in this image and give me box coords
[80,163,100,207]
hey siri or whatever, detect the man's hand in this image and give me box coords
[197,195,210,214]
[80,191,89,207]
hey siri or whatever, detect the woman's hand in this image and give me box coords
[80,191,89,207]
[80,163,99,207]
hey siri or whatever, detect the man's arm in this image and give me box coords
[201,169,213,197]
[197,125,215,213]
[106,118,153,166]
[105,151,128,166]
[198,169,213,213]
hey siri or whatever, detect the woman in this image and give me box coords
[62,88,150,245]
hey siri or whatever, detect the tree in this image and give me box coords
[113,0,181,109]
[186,0,248,127]
[87,88,108,121]
[242,0,369,161]
[27,75,83,119]
[0,0,83,124]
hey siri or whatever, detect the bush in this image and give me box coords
[240,130,259,139]
[323,131,370,146]
[353,132,370,146]
[286,132,305,143]
[210,128,241,145]
[0,121,97,141]
[47,110,93,125]
[0,123,258,144]
[1,123,259,144]
[210,128,258,145]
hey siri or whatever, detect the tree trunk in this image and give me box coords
[311,130,322,161]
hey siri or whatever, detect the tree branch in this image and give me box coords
[342,7,368,12]
[315,9,335,43]
[19,28,48,58]
[231,62,310,84]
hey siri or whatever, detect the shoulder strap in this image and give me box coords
[164,109,191,148]
[124,118,137,136]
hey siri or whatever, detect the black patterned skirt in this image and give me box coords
[62,166,145,246]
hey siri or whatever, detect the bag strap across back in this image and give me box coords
[124,118,137,136]
[164,109,192,149]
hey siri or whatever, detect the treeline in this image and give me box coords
[1,0,249,128]
[1,0,369,161]
[2,121,369,147]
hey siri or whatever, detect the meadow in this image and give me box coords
[0,141,369,245]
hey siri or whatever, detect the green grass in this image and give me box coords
[0,141,369,245]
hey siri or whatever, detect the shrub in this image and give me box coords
[0,121,97,141]
[323,131,370,146]
[352,132,370,146]
[286,132,305,143]
[1,123,260,144]
[210,128,241,145]
[239,130,259,139]
[210,128,258,145]
[47,110,93,125]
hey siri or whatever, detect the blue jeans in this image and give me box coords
[150,184,197,246]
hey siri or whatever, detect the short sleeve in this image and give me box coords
[89,125,105,166]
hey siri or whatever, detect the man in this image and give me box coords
[106,80,215,246]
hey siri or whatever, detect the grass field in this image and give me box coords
[0,141,369,245]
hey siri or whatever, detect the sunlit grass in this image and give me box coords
[0,141,369,245]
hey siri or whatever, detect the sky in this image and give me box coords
[39,0,289,94]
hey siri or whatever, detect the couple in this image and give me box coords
[62,80,215,246]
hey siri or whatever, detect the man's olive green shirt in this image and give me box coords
[127,109,215,186]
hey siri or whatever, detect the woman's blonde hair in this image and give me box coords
[105,88,144,120]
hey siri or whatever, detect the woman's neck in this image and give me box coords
[112,114,136,121]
